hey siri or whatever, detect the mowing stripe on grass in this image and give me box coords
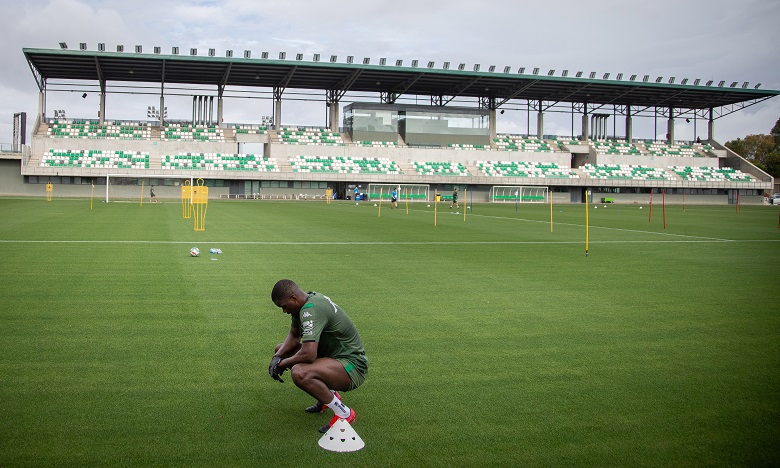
[1,239,778,245]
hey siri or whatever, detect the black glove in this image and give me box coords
[269,355,285,383]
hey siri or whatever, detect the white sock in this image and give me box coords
[326,394,350,418]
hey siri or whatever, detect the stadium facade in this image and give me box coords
[1,46,778,204]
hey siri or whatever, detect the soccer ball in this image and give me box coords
[190,247,200,257]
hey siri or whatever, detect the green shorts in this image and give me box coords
[337,355,368,391]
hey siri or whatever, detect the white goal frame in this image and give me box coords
[489,186,549,203]
[105,174,196,203]
[366,184,430,202]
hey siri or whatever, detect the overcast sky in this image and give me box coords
[1,0,779,144]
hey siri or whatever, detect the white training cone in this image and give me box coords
[318,418,365,452]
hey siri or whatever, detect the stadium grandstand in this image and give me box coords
[1,45,778,204]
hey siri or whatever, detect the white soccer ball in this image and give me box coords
[640,207,643,210]
[190,247,200,257]
[594,206,597,209]
[427,204,431,207]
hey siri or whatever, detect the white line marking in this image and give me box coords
[0,239,777,245]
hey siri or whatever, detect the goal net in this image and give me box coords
[366,184,430,202]
[105,174,196,203]
[489,186,549,203]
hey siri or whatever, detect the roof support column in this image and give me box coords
[581,103,589,142]
[217,85,224,126]
[537,101,544,140]
[625,106,633,142]
[667,107,675,143]
[99,93,106,125]
[707,108,714,142]
[326,90,339,133]
[273,87,283,130]
[38,88,45,123]
[159,95,165,127]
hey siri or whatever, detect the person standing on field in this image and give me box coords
[450,188,459,209]
[150,186,157,203]
[268,279,368,433]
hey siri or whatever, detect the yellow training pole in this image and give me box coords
[140,181,145,206]
[90,181,94,209]
[585,190,590,256]
[434,194,438,226]
[550,188,553,233]
[463,186,467,222]
[378,187,383,217]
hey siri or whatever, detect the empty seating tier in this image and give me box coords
[670,166,753,182]
[289,156,401,174]
[591,139,642,155]
[447,143,491,150]
[494,135,554,152]
[278,127,345,146]
[162,124,225,142]
[47,120,151,140]
[644,141,705,157]
[477,161,577,178]
[41,149,149,169]
[412,161,470,176]
[581,164,671,180]
[162,153,278,171]
[355,140,397,147]
[232,124,269,135]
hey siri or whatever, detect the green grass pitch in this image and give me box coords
[0,198,778,466]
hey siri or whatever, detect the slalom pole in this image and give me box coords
[550,188,553,233]
[463,186,467,222]
[649,190,653,223]
[90,181,94,209]
[434,193,438,227]
[736,191,740,214]
[405,187,409,215]
[378,187,383,218]
[585,190,589,256]
[662,189,667,229]
[515,189,519,213]
[140,181,144,206]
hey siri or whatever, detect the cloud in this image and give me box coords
[0,0,778,144]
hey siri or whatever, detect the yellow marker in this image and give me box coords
[550,188,553,233]
[192,178,208,231]
[46,182,53,201]
[378,187,383,217]
[181,180,192,219]
[585,190,590,256]
[463,186,467,222]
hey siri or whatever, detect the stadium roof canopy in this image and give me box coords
[24,48,779,112]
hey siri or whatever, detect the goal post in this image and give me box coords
[366,184,430,202]
[489,186,549,203]
[105,174,195,203]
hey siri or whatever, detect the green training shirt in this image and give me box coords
[292,292,367,372]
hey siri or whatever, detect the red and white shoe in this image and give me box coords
[319,408,356,433]
[304,391,341,413]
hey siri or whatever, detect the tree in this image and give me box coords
[771,117,780,147]
[724,120,780,177]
